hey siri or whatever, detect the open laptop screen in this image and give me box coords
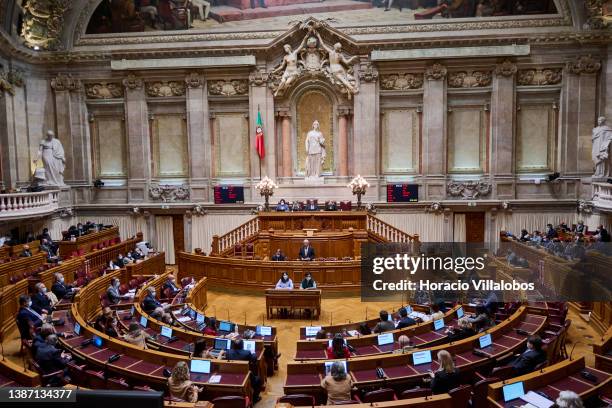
[377,332,394,346]
[503,382,525,402]
[479,333,492,349]
[412,350,432,365]
[191,359,211,374]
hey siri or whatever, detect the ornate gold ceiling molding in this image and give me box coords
[21,0,70,50]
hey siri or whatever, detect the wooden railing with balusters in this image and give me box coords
[0,190,59,220]
[211,217,259,255]
[366,214,420,244]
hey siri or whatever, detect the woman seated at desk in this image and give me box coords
[276,199,289,212]
[275,272,294,289]
[326,334,350,359]
[168,361,203,403]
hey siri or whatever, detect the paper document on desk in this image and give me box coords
[176,316,191,322]
[520,391,554,408]
[347,330,359,337]
[208,375,222,384]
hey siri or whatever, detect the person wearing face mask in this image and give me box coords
[17,295,45,341]
[275,272,294,289]
[31,283,53,315]
[142,286,164,313]
[300,272,317,290]
[106,277,128,305]
[52,272,78,299]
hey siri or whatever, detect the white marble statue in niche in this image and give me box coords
[34,130,66,187]
[305,120,326,180]
[592,116,612,180]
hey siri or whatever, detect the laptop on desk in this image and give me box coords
[477,333,503,354]
[190,359,212,382]
[218,321,235,334]
[209,338,231,358]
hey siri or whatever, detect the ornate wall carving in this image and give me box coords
[448,70,492,88]
[123,74,143,90]
[584,0,612,29]
[21,0,70,50]
[380,73,423,90]
[146,81,186,97]
[51,73,82,92]
[208,79,248,96]
[149,184,190,202]
[185,73,203,89]
[0,69,24,96]
[249,69,269,87]
[494,60,517,77]
[447,180,492,199]
[517,68,562,86]
[359,63,379,83]
[567,55,602,75]
[424,63,447,81]
[85,82,124,99]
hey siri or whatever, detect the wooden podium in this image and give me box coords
[265,289,321,319]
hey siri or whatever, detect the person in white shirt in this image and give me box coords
[192,0,210,20]
[275,272,293,289]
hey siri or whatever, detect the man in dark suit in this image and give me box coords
[304,200,317,211]
[511,335,546,376]
[51,273,77,300]
[31,283,53,315]
[396,307,416,329]
[162,275,180,297]
[16,295,44,340]
[20,245,32,257]
[35,334,70,385]
[221,340,261,403]
[298,239,315,261]
[142,286,163,313]
[271,249,286,261]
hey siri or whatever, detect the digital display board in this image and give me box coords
[214,185,244,204]
[386,184,418,202]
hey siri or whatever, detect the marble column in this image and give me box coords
[422,63,447,199]
[0,81,17,189]
[249,68,276,180]
[210,113,217,178]
[185,72,211,201]
[607,45,612,119]
[353,62,379,177]
[562,55,601,176]
[337,108,351,177]
[51,73,90,185]
[279,112,292,178]
[491,60,517,198]
[122,74,151,203]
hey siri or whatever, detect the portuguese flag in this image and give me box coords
[255,109,265,159]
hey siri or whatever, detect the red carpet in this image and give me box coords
[210,0,372,23]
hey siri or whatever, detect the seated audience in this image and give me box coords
[546,223,558,239]
[321,361,354,404]
[163,275,181,297]
[108,260,121,270]
[123,323,152,348]
[167,361,202,402]
[52,273,77,300]
[358,322,371,335]
[16,295,45,340]
[107,277,126,304]
[305,200,317,211]
[429,304,444,321]
[298,239,315,261]
[32,283,53,315]
[429,350,460,394]
[396,307,416,329]
[132,247,145,260]
[554,390,584,408]
[35,334,70,384]
[446,317,476,341]
[20,244,32,257]
[219,339,262,403]
[373,310,395,333]
[94,307,114,333]
[326,334,350,359]
[276,199,289,212]
[142,286,164,313]
[271,248,286,261]
[202,317,218,336]
[594,225,611,242]
[275,272,294,289]
[116,253,129,266]
[574,220,586,234]
[105,315,120,337]
[325,201,337,211]
[300,272,317,289]
[393,335,414,354]
[32,323,57,356]
[191,340,207,358]
[511,335,546,376]
[467,305,494,332]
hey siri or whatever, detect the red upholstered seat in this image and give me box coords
[356,388,397,403]
[85,370,107,389]
[107,377,130,390]
[448,384,472,406]
[470,377,500,407]
[399,387,431,399]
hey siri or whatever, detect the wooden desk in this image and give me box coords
[0,252,47,286]
[58,227,120,256]
[0,279,29,342]
[266,289,321,319]
[178,252,361,292]
[487,357,611,407]
[593,325,612,373]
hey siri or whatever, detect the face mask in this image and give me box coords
[59,277,64,283]
[42,288,47,293]
[27,301,32,308]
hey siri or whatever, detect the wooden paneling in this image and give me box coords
[178,252,361,292]
[465,212,485,243]
[257,212,368,232]
[0,252,47,286]
[0,279,29,341]
[58,227,120,257]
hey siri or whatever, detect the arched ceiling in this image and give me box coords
[0,0,610,56]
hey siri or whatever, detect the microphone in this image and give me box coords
[107,354,121,363]
[80,339,93,348]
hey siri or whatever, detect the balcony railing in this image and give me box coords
[593,182,612,211]
[0,190,59,220]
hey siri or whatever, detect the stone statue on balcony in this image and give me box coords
[34,130,65,187]
[592,116,612,180]
[305,120,325,181]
